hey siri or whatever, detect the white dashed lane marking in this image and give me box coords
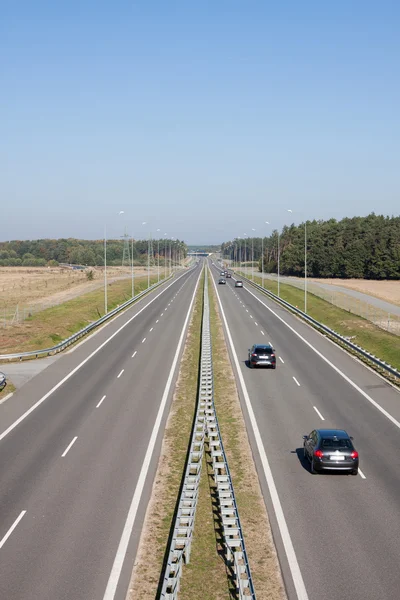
[313,406,325,420]
[261,331,265,335]
[279,356,284,363]
[0,511,27,549]
[293,377,300,386]
[96,395,106,408]
[117,369,124,378]
[150,327,153,332]
[62,436,78,457]
[142,338,146,343]
[132,351,137,358]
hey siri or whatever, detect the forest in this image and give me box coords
[221,214,400,279]
[0,238,187,267]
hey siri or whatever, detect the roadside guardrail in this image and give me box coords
[217,263,400,382]
[0,274,177,362]
[160,267,256,599]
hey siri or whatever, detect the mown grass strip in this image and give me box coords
[0,380,16,401]
[127,271,205,598]
[238,272,400,372]
[208,272,287,600]
[0,275,160,355]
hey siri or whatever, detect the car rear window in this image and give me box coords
[321,438,352,449]
[255,347,273,355]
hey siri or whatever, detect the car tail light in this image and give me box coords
[314,449,324,458]
[351,451,359,459]
[252,353,257,357]
[271,354,275,357]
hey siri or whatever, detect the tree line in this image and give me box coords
[0,238,187,267]
[221,214,400,279]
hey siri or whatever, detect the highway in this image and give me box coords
[210,262,400,600]
[0,263,202,600]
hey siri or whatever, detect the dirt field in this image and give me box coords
[0,265,161,310]
[310,278,400,306]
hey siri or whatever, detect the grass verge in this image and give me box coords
[126,271,205,598]
[0,275,160,355]
[239,272,400,373]
[207,272,287,600]
[0,380,16,401]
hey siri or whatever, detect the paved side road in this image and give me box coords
[211,263,400,600]
[0,263,202,600]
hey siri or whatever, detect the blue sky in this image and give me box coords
[2,1,399,244]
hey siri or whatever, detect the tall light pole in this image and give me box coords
[163,233,167,280]
[277,209,293,298]
[261,221,270,289]
[156,228,161,282]
[287,209,307,313]
[131,234,134,298]
[243,233,248,279]
[104,225,107,314]
[251,228,256,281]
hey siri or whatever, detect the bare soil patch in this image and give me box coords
[0,266,157,311]
[310,278,400,307]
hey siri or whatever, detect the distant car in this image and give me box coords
[220,271,225,276]
[0,371,6,389]
[248,344,276,369]
[303,429,359,475]
[218,278,226,284]
[226,273,232,278]
[235,280,243,288]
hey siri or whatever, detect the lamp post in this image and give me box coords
[261,221,270,289]
[277,209,293,298]
[251,228,256,281]
[104,210,125,314]
[156,229,161,282]
[243,233,248,279]
[286,209,307,313]
[163,233,167,280]
[131,233,134,298]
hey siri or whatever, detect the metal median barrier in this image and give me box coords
[160,268,256,599]
[222,265,400,382]
[0,275,174,362]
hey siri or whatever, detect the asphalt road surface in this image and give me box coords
[0,263,202,600]
[211,262,400,600]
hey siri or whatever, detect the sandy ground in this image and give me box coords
[309,278,400,307]
[0,265,160,310]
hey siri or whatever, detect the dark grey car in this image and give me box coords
[303,429,359,475]
[248,344,276,369]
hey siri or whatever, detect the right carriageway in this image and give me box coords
[210,260,400,600]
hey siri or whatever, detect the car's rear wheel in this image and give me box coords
[351,469,358,476]
[310,459,317,474]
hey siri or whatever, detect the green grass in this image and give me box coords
[0,380,16,400]
[0,275,160,355]
[239,272,400,373]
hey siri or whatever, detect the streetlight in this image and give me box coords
[251,228,256,281]
[142,221,151,289]
[104,210,125,315]
[156,229,161,282]
[243,233,248,279]
[261,222,270,289]
[286,208,307,313]
[163,233,167,280]
[277,209,292,298]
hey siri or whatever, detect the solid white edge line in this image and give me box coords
[61,436,78,457]
[102,265,203,600]
[0,270,193,444]
[313,406,325,421]
[358,468,367,479]
[0,392,13,405]
[243,285,400,431]
[0,510,27,549]
[96,395,106,408]
[131,351,137,358]
[293,377,301,387]
[210,268,309,600]
[117,369,124,379]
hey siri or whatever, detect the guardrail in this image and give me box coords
[220,264,400,382]
[160,267,256,599]
[0,275,176,362]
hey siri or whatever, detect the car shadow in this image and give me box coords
[292,447,311,473]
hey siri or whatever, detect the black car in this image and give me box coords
[303,429,359,475]
[218,278,226,284]
[226,272,232,278]
[248,344,276,368]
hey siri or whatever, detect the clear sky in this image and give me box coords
[2,1,399,244]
